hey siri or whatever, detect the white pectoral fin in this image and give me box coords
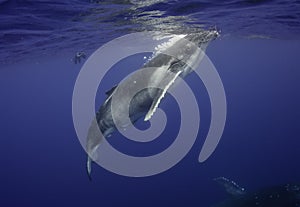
[144,70,182,121]
[144,92,162,121]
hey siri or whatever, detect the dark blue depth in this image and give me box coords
[0,0,300,207]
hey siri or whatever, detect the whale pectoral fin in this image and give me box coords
[214,177,246,196]
[144,90,163,121]
[144,70,182,121]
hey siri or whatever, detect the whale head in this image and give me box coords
[186,29,219,46]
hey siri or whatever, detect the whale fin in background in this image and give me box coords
[214,177,246,196]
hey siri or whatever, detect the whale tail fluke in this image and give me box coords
[85,118,103,181]
[87,156,92,181]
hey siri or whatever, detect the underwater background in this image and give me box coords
[0,0,300,206]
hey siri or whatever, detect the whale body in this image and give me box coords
[86,30,219,179]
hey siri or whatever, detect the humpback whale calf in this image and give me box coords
[213,177,300,207]
[86,30,219,179]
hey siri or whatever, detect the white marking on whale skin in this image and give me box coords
[150,34,187,61]
[154,35,186,52]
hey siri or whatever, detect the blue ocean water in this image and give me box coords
[0,0,300,207]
